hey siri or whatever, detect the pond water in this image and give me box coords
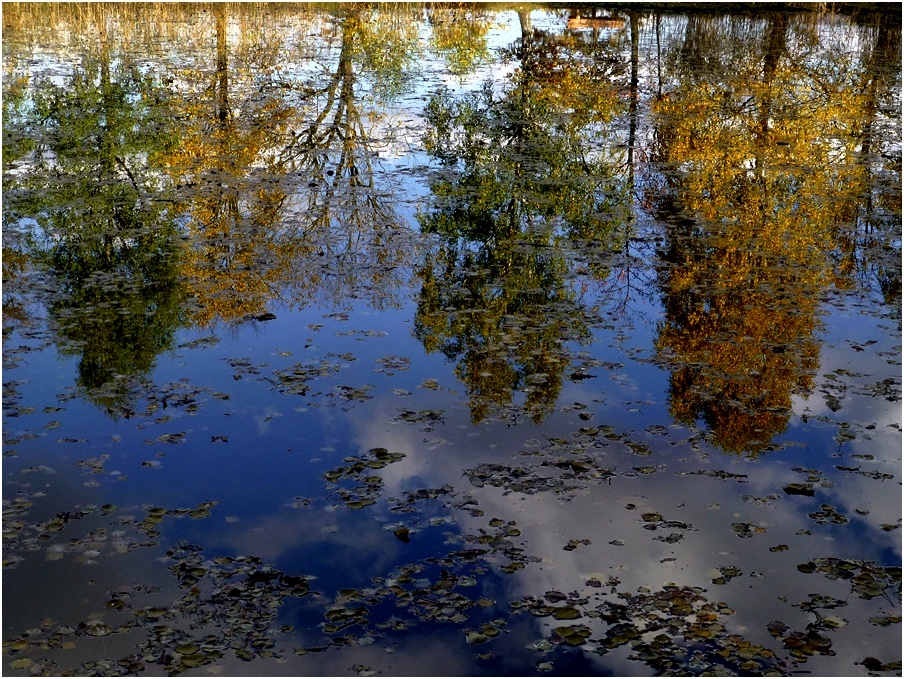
[2,3,901,676]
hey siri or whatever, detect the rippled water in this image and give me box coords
[2,3,901,676]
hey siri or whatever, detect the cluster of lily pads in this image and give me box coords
[287,508,537,655]
[798,558,902,601]
[4,349,901,676]
[3,407,902,676]
[4,539,315,676]
[322,447,406,510]
[518,583,787,675]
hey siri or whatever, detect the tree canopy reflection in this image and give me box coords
[164,5,420,326]
[648,11,900,454]
[2,3,899,439]
[2,16,184,413]
[1,5,900,676]
[426,6,493,78]
[415,16,632,424]
[2,3,425,410]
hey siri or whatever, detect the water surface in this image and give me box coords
[2,3,901,676]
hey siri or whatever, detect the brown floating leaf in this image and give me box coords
[783,483,815,496]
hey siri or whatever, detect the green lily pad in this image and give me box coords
[552,606,582,620]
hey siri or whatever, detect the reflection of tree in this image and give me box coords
[0,241,31,338]
[346,6,421,102]
[2,13,184,412]
[846,12,902,313]
[416,20,631,423]
[427,5,492,77]
[159,5,297,327]
[274,8,420,311]
[415,243,585,425]
[164,6,418,326]
[655,218,822,455]
[649,12,896,454]
[1,71,36,337]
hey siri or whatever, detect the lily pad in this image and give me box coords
[551,606,582,620]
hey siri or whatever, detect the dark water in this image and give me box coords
[2,3,901,676]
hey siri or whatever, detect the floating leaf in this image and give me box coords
[862,658,902,672]
[731,522,766,538]
[465,631,489,644]
[552,606,581,620]
[783,483,815,496]
[869,615,901,626]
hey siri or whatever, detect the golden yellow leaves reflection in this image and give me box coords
[651,12,892,454]
[155,6,417,327]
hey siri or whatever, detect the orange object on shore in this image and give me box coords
[567,17,625,30]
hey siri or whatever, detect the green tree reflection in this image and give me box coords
[426,5,493,78]
[416,19,631,423]
[2,17,184,414]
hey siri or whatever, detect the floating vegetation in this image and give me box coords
[640,512,696,545]
[797,558,902,601]
[562,538,590,552]
[273,359,343,397]
[783,483,816,496]
[289,515,532,654]
[808,504,849,526]
[3,495,222,570]
[390,408,445,430]
[3,541,314,675]
[834,464,896,481]
[388,485,454,514]
[523,584,788,675]
[731,522,767,539]
[323,448,405,509]
[711,566,743,585]
[465,463,563,495]
[679,469,748,482]
[374,355,411,374]
[861,657,903,673]
[2,3,900,676]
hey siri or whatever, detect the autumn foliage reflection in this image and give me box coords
[649,12,898,454]
[159,5,420,326]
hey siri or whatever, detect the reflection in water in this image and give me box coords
[165,6,419,327]
[415,19,632,423]
[415,244,588,425]
[648,10,901,454]
[2,33,184,412]
[164,3,300,327]
[2,4,900,677]
[426,6,493,78]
